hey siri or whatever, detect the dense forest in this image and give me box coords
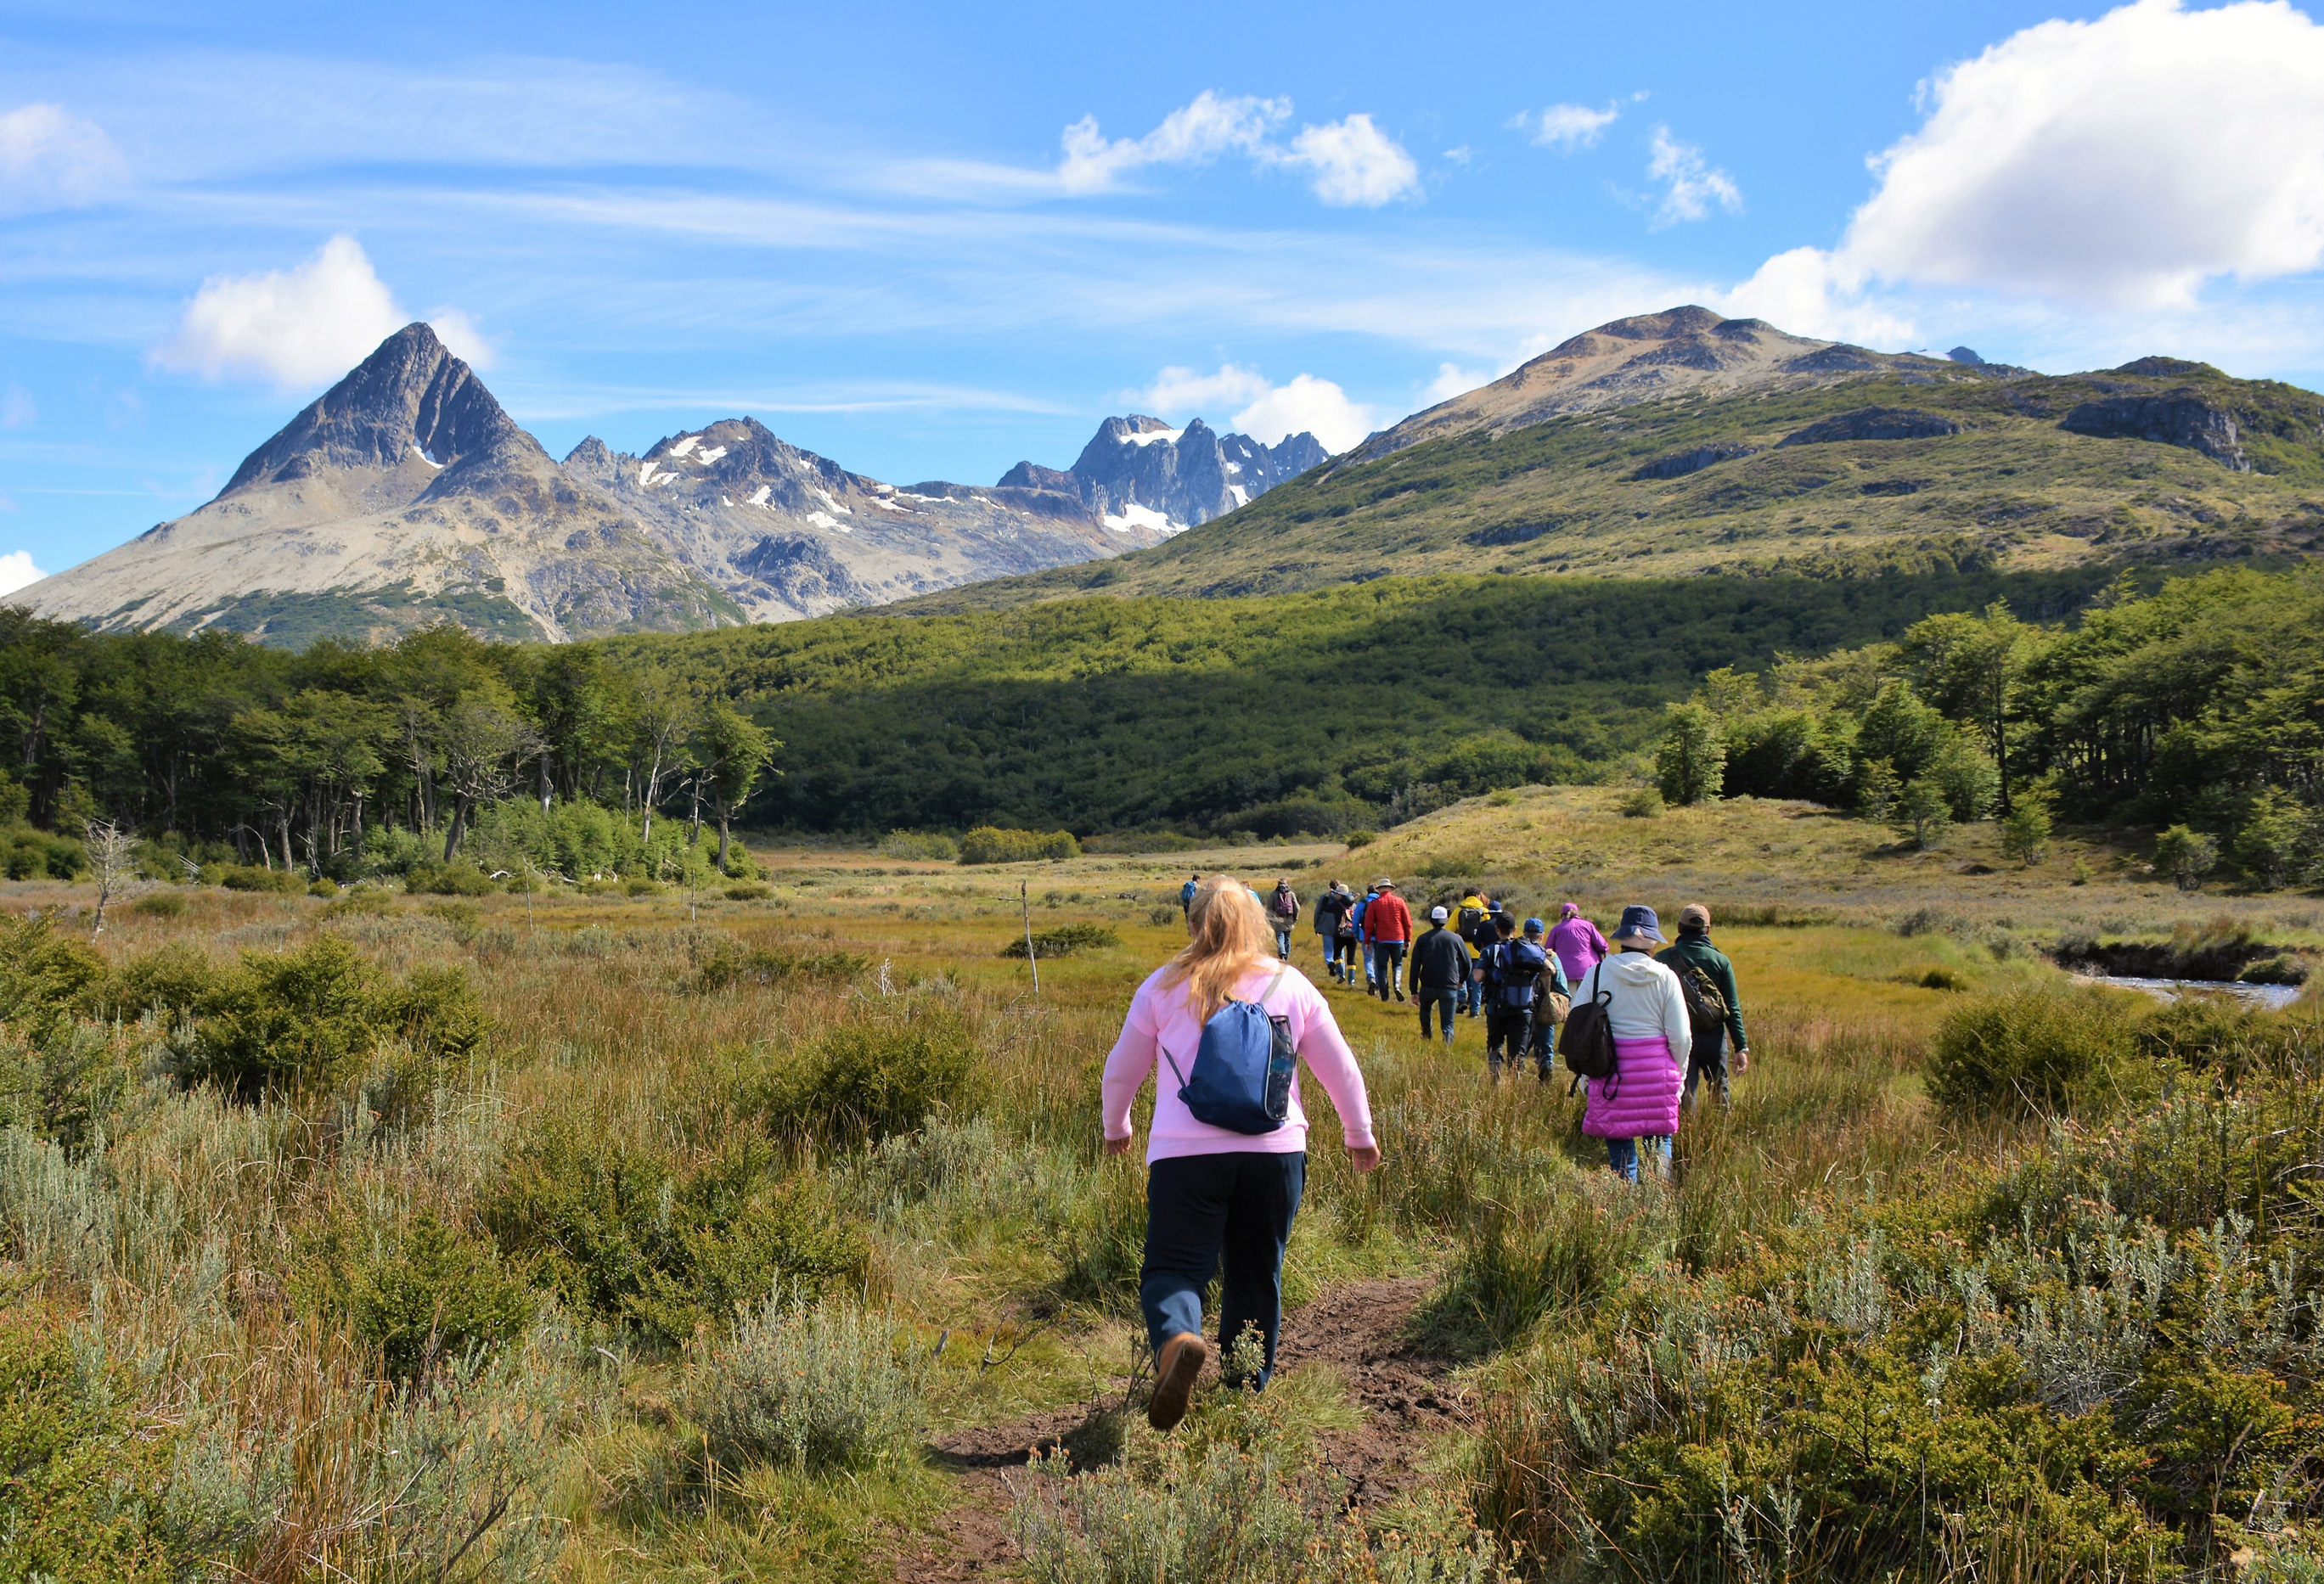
[0,569,2109,879]
[1680,566,2324,883]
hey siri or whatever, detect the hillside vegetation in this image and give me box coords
[1,569,2108,860]
[898,358,2324,609]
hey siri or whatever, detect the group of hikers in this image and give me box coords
[1129,873,1750,1430]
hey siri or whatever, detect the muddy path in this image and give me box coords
[880,1274,1460,1581]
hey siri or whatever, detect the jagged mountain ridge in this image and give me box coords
[997,415,1326,531]
[20,326,1169,643]
[563,418,1169,621]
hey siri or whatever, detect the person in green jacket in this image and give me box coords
[1656,902,1750,1110]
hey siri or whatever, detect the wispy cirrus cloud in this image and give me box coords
[0,102,126,214]
[1646,126,1742,226]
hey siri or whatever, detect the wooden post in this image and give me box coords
[1021,878,1039,995]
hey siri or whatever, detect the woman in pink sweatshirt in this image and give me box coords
[1103,876,1381,1430]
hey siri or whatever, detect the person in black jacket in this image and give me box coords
[1410,905,1468,1045]
[1311,883,1352,983]
[1477,912,1550,1080]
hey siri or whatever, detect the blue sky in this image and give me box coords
[8,0,2324,587]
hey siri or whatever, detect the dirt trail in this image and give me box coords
[881,1275,1459,1581]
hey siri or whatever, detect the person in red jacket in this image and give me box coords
[1363,879,1412,1002]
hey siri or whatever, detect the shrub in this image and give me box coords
[1924,987,2141,1117]
[688,1289,924,1472]
[0,913,109,1042]
[307,875,340,898]
[690,935,869,991]
[483,1131,865,1346]
[1343,829,1377,848]
[2,826,87,880]
[1432,1189,1668,1351]
[216,862,303,893]
[105,941,217,1024]
[959,827,1081,864]
[128,890,186,918]
[723,881,772,901]
[1618,788,1665,819]
[1891,778,1952,848]
[878,829,960,862]
[304,1209,535,1381]
[2000,800,2053,866]
[622,875,662,896]
[406,860,498,896]
[1000,924,1121,959]
[0,1306,211,1581]
[745,1014,983,1148]
[164,936,487,1098]
[2154,824,2219,890]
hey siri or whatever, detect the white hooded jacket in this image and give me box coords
[1575,948,1693,1058]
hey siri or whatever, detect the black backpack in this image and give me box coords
[1457,903,1486,945]
[1677,959,1730,1042]
[1558,960,1621,1090]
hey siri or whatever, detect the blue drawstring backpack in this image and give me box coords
[1159,967,1297,1134]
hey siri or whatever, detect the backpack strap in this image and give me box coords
[1256,964,1291,1010]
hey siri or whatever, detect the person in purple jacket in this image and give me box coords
[1547,902,1611,985]
[1574,905,1691,1183]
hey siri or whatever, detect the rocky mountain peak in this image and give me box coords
[221,322,535,496]
[1000,413,1325,533]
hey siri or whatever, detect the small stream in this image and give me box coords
[2076,974,2305,1011]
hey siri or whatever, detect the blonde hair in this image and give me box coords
[1162,875,1275,1019]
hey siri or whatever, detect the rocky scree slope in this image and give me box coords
[890,316,2324,610]
[20,326,1170,644]
[996,414,1326,532]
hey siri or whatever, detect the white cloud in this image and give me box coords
[0,384,32,428]
[1518,102,1621,150]
[1055,93,1416,206]
[1422,362,1490,403]
[1059,92,1288,194]
[1837,0,2324,308]
[153,235,489,388]
[1276,114,1421,206]
[1136,362,1274,414]
[0,103,127,215]
[1646,126,1742,226]
[0,550,47,596]
[1721,247,1920,345]
[1134,362,1376,452]
[424,308,498,371]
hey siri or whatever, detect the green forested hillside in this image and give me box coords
[899,359,2324,609]
[3,569,2102,858]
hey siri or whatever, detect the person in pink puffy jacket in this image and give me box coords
[1547,902,1611,985]
[1573,904,1691,1182]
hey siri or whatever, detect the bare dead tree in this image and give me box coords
[83,819,138,941]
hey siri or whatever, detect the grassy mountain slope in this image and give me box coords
[894,359,2324,612]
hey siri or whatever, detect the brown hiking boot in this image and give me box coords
[1147,1332,1207,1431]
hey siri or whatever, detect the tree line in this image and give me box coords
[1659,566,2324,883]
[0,612,771,880]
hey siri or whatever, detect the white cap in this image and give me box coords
[1429,905,1449,921]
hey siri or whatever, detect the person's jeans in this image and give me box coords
[1274,927,1293,960]
[1606,1137,1639,1182]
[1417,988,1456,1042]
[1684,1029,1730,1109]
[1525,1014,1556,1076]
[1139,1152,1307,1387]
[1371,941,1405,996]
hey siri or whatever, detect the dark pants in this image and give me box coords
[1685,1028,1730,1109]
[1140,1152,1306,1386]
[1483,1008,1531,1076]
[1416,987,1456,1042]
[1370,941,1405,997]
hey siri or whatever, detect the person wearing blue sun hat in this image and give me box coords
[1573,904,1691,1182]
